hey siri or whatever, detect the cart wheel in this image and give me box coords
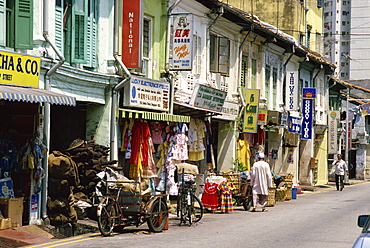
[147,199,168,232]
[243,187,253,211]
[191,194,203,222]
[98,198,116,236]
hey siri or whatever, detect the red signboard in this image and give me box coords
[122,0,141,68]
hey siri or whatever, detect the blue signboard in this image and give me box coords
[301,99,313,139]
[302,88,316,99]
[288,116,301,134]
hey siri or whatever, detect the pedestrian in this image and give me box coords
[332,154,348,191]
[250,153,272,212]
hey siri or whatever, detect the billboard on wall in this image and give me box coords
[122,0,142,68]
[243,89,260,133]
[285,71,298,111]
[169,14,193,71]
[0,50,40,87]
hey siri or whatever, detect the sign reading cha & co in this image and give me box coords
[0,50,41,87]
[243,89,260,133]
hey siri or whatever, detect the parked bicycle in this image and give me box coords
[96,168,168,236]
[176,164,203,226]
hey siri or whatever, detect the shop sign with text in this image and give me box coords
[327,111,340,154]
[123,76,169,111]
[169,14,192,70]
[122,0,142,68]
[0,50,40,87]
[288,116,301,134]
[285,71,298,111]
[243,89,260,133]
[257,110,268,125]
[301,99,313,139]
[302,88,316,99]
[190,84,226,112]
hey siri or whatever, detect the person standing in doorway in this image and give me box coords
[332,154,348,191]
[250,153,272,212]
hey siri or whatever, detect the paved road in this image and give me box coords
[27,182,370,248]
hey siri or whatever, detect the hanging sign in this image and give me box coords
[285,71,298,111]
[122,0,142,68]
[257,110,268,125]
[328,111,339,154]
[189,84,226,112]
[0,50,40,87]
[302,88,317,98]
[169,14,193,71]
[288,116,301,134]
[243,89,260,133]
[301,99,313,140]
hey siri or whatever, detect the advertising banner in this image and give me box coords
[286,71,298,111]
[301,99,313,140]
[243,89,260,133]
[122,0,141,68]
[288,116,301,134]
[328,111,339,154]
[169,14,192,70]
[189,84,226,112]
[123,76,169,111]
[0,50,40,87]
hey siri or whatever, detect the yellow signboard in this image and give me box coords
[0,50,40,87]
[243,89,260,133]
[257,109,268,125]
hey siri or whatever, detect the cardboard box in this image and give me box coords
[0,197,24,227]
[0,218,11,229]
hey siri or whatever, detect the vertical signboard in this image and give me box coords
[169,14,192,70]
[286,71,298,111]
[243,89,260,133]
[328,111,339,154]
[122,0,141,68]
[301,99,313,140]
[288,116,301,134]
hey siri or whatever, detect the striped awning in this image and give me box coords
[0,84,76,106]
[118,108,190,123]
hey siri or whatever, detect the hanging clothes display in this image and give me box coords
[237,139,251,171]
[202,182,219,210]
[218,181,235,213]
[188,118,206,161]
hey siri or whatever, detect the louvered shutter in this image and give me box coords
[0,0,5,46]
[71,0,87,63]
[219,37,230,76]
[14,0,33,49]
[86,14,96,68]
[55,4,64,55]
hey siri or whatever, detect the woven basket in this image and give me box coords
[219,171,241,194]
[276,188,287,201]
[266,187,276,207]
[285,186,292,200]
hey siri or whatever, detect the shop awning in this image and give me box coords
[118,108,191,123]
[0,84,76,106]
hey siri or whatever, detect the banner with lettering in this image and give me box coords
[0,50,40,87]
[189,84,227,112]
[169,14,193,70]
[243,89,260,133]
[328,111,339,154]
[288,116,301,134]
[301,99,313,140]
[285,71,299,111]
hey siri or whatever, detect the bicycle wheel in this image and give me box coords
[98,198,116,236]
[147,199,168,232]
[190,194,203,222]
[243,186,253,211]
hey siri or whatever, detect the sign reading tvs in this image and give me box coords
[169,14,193,71]
[122,0,142,68]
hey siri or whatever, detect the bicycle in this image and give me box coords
[176,171,203,226]
[96,169,168,236]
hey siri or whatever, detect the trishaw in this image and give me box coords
[96,168,168,236]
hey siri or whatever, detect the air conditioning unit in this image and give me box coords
[267,110,281,125]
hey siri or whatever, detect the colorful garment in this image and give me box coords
[188,118,206,161]
[218,181,235,213]
[202,182,219,210]
[237,139,251,171]
[142,136,157,178]
[151,122,165,144]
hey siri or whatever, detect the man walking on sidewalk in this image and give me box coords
[250,153,272,212]
[332,154,348,191]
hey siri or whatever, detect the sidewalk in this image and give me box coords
[1,179,369,247]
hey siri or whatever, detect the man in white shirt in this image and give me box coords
[332,154,348,191]
[250,153,272,212]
